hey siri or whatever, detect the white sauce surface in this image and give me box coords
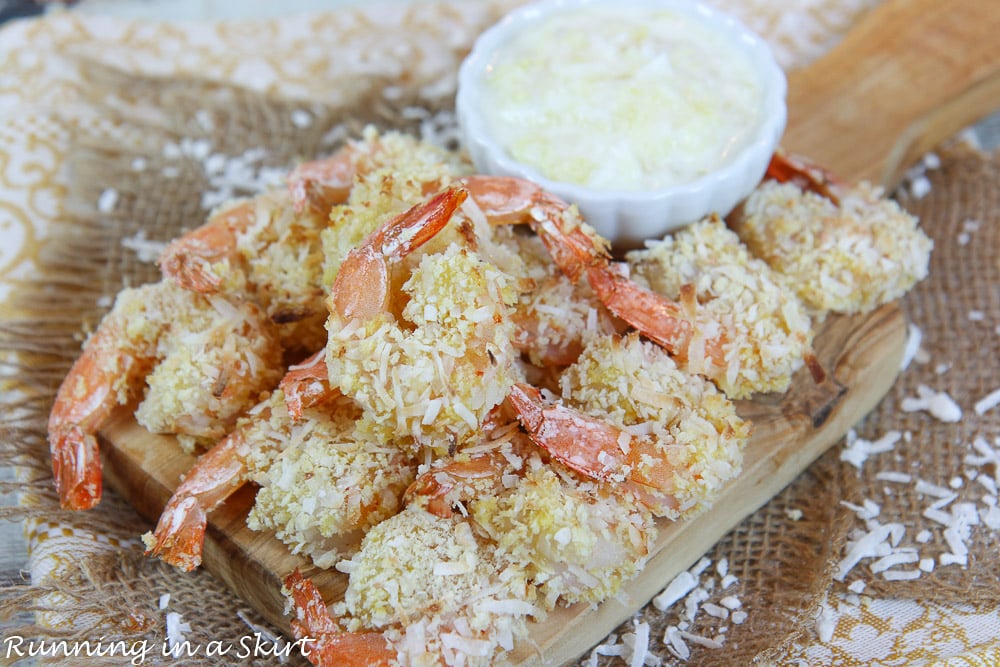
[481,6,765,192]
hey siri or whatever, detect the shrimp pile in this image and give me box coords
[49,129,470,511]
[47,124,935,665]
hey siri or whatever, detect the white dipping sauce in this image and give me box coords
[481,6,765,192]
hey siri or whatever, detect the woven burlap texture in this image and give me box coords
[1,66,997,666]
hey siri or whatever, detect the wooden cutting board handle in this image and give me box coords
[782,0,1000,187]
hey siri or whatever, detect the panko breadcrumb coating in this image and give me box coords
[627,216,815,398]
[337,507,537,667]
[326,243,523,456]
[113,281,284,452]
[559,333,750,519]
[240,392,417,569]
[732,180,933,315]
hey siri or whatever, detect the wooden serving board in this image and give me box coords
[95,0,999,663]
[99,304,906,665]
[782,0,1000,188]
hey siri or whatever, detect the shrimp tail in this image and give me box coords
[765,151,843,205]
[463,174,610,283]
[145,496,208,572]
[47,334,131,511]
[507,383,627,481]
[329,185,468,321]
[145,430,248,571]
[49,426,102,510]
[283,569,396,667]
[508,383,681,515]
[281,351,336,420]
[585,266,694,356]
[287,150,357,215]
[159,201,255,293]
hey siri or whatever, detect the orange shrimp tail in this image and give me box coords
[146,431,247,570]
[765,151,843,205]
[287,151,357,215]
[330,185,468,321]
[463,175,608,283]
[284,569,396,667]
[281,351,335,420]
[508,383,627,482]
[159,202,253,293]
[585,266,694,359]
[146,496,207,572]
[49,426,102,510]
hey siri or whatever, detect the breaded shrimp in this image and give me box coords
[407,412,656,609]
[627,216,820,398]
[731,152,933,316]
[323,186,522,456]
[48,280,282,509]
[510,334,750,519]
[285,507,537,667]
[145,371,416,571]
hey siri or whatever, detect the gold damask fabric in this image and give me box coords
[2,3,999,667]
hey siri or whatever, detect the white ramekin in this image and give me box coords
[456,0,787,246]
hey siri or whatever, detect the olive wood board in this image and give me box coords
[98,302,906,665]
[781,0,1000,188]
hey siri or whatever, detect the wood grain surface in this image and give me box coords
[782,0,1000,188]
[99,303,907,665]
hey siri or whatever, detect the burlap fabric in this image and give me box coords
[2,34,999,667]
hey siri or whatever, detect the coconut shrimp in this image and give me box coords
[408,425,658,609]
[289,125,470,216]
[470,458,656,608]
[160,129,470,354]
[730,151,933,316]
[510,333,750,520]
[146,349,332,570]
[285,506,538,667]
[458,176,756,394]
[157,186,330,355]
[48,280,283,510]
[322,185,523,456]
[145,366,417,571]
[626,216,821,398]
